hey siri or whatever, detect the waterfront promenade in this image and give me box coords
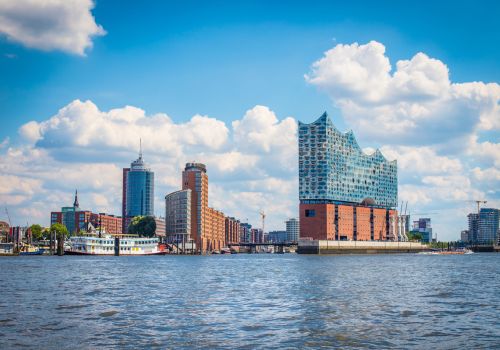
[1,253,499,349]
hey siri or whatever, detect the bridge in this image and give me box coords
[227,242,298,253]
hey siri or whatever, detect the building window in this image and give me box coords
[305,209,316,217]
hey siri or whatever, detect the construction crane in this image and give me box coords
[467,200,487,214]
[259,210,266,235]
[4,207,12,226]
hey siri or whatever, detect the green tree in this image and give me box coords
[30,224,43,241]
[128,216,156,237]
[50,223,69,240]
[407,231,423,241]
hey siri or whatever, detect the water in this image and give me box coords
[0,253,499,349]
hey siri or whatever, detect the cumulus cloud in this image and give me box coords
[306,41,500,147]
[306,40,499,239]
[2,100,298,232]
[0,0,105,55]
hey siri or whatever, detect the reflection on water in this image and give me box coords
[1,254,499,349]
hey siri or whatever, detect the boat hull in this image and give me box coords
[64,250,166,256]
[19,249,45,256]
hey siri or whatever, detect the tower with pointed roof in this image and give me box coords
[122,140,154,233]
[73,190,79,209]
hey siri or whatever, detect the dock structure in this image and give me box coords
[297,240,428,254]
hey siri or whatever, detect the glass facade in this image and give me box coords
[126,155,154,218]
[299,112,397,208]
[478,208,499,244]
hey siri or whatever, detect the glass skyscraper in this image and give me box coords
[123,150,154,233]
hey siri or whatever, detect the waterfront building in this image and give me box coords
[51,192,122,235]
[251,228,264,243]
[477,208,499,244]
[286,218,300,242]
[225,217,241,245]
[299,112,398,241]
[411,218,433,243]
[468,213,479,242]
[166,163,233,253]
[268,230,287,243]
[165,189,191,246]
[122,146,154,234]
[240,223,252,243]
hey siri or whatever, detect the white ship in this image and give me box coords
[65,234,165,256]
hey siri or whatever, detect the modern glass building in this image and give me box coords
[124,151,154,232]
[477,208,499,244]
[299,112,397,208]
[298,112,398,241]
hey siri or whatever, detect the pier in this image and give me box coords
[297,240,429,254]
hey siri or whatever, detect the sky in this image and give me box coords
[0,0,499,240]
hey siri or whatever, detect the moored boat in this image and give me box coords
[65,234,165,255]
[19,245,45,255]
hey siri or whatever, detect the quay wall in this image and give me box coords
[298,240,428,254]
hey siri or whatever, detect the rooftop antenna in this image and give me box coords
[139,138,142,159]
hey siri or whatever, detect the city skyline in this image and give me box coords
[0,1,499,240]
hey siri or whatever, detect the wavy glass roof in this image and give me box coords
[298,112,397,208]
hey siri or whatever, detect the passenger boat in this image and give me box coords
[65,234,165,255]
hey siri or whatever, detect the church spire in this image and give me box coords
[73,189,79,208]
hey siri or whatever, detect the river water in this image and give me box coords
[0,253,499,349]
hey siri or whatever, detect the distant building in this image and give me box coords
[478,208,499,244]
[240,223,252,243]
[411,218,433,243]
[268,230,287,243]
[165,189,191,245]
[286,218,300,242]
[251,228,264,243]
[51,191,122,235]
[468,213,479,243]
[122,145,154,234]
[225,217,241,245]
[154,217,166,237]
[165,162,239,253]
[299,112,398,241]
[460,230,470,242]
[467,209,499,244]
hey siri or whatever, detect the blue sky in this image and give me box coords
[0,0,499,240]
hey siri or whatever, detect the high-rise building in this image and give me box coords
[468,213,479,243]
[165,189,191,245]
[477,208,499,244]
[299,112,398,241]
[286,218,300,242]
[164,162,227,252]
[123,147,154,233]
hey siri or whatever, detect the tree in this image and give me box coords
[30,224,43,241]
[128,216,156,237]
[50,223,69,240]
[407,231,423,241]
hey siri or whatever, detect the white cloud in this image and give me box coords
[306,40,499,240]
[2,100,298,232]
[306,41,500,147]
[0,0,105,55]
